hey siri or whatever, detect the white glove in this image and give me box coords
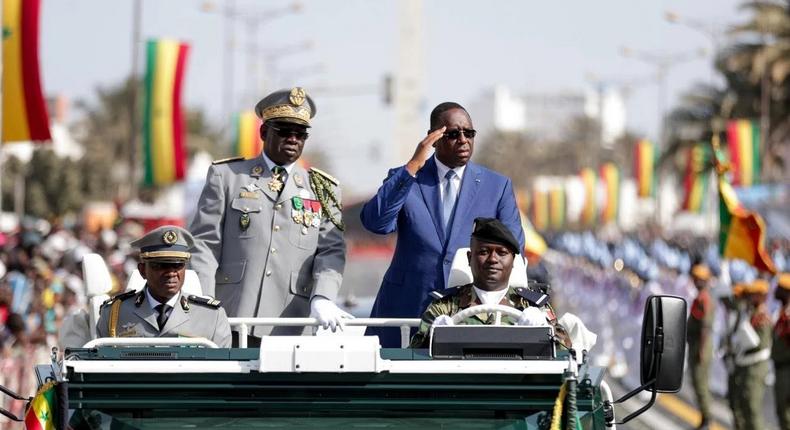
[432,315,455,327]
[558,313,598,361]
[310,296,354,332]
[517,307,549,327]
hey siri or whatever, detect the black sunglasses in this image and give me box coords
[270,125,309,141]
[148,261,186,271]
[443,128,477,140]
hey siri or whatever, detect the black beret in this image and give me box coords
[471,217,520,254]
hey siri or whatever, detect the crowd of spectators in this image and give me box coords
[0,218,143,427]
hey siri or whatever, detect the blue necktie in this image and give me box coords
[442,170,458,231]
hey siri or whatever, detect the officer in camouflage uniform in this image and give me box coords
[686,264,715,429]
[773,273,790,430]
[732,279,772,430]
[189,88,348,344]
[410,218,569,349]
[97,226,232,348]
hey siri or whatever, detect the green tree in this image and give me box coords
[73,76,223,201]
[665,0,789,181]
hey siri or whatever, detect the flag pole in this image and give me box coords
[0,1,5,214]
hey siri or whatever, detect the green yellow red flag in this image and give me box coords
[599,163,620,224]
[634,139,656,198]
[142,38,190,186]
[680,143,711,213]
[725,119,760,187]
[549,184,566,230]
[531,186,549,232]
[24,381,56,430]
[711,138,775,273]
[579,168,597,226]
[2,0,51,142]
[233,111,263,159]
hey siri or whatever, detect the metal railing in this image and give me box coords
[227,318,421,348]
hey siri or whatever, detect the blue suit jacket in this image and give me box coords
[361,158,525,347]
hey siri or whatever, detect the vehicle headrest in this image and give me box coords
[82,253,113,297]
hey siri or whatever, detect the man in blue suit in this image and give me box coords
[361,102,525,347]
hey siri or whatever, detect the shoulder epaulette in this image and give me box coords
[101,290,136,307]
[430,285,464,301]
[212,156,245,165]
[514,286,549,307]
[309,167,339,186]
[187,295,222,308]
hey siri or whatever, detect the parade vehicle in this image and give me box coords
[1,254,688,429]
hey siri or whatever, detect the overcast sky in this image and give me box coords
[39,0,745,197]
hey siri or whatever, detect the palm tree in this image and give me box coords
[664,1,789,181]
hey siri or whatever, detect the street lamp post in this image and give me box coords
[201,1,302,128]
[620,46,706,227]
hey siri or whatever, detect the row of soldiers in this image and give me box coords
[687,266,789,430]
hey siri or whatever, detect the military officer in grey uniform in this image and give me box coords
[96,226,232,347]
[189,87,349,343]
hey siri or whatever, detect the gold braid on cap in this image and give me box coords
[261,105,311,123]
[309,169,345,231]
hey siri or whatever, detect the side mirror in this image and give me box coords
[608,294,687,426]
[640,294,687,392]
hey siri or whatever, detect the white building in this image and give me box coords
[470,85,626,145]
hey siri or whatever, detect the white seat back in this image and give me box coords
[82,253,113,297]
[446,247,528,289]
[81,253,113,340]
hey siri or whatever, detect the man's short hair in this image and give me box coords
[430,102,468,130]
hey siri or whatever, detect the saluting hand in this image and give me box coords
[405,126,446,176]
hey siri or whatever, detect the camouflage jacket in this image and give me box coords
[409,283,570,349]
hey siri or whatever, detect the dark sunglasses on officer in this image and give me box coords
[443,128,477,140]
[270,125,309,141]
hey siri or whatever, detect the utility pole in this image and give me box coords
[620,46,706,227]
[395,0,426,164]
[127,0,142,201]
[201,1,302,127]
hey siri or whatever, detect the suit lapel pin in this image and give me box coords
[251,165,264,177]
[181,296,190,312]
[294,173,304,187]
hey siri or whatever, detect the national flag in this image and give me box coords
[634,139,656,198]
[579,168,597,226]
[711,138,775,273]
[725,119,760,187]
[24,381,56,430]
[519,209,547,261]
[2,0,51,142]
[549,184,566,230]
[599,163,620,223]
[531,187,549,231]
[232,111,263,159]
[680,143,711,213]
[142,38,190,186]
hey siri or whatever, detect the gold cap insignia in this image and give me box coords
[289,87,306,106]
[162,230,178,245]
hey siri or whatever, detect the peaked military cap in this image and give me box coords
[131,225,194,262]
[255,87,316,127]
[471,217,520,255]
